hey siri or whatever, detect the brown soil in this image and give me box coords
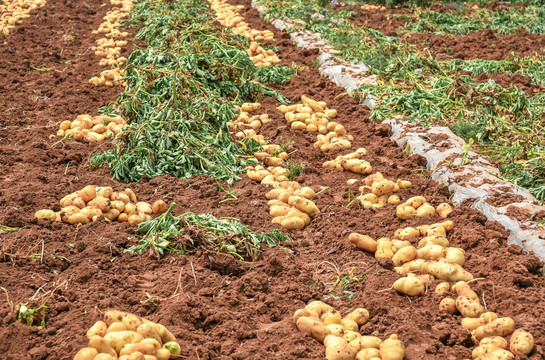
[1,1,545,360]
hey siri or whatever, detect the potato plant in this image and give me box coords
[35,185,167,226]
[294,301,405,360]
[73,310,181,360]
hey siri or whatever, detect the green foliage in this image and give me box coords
[127,203,291,261]
[91,0,293,184]
[16,302,47,329]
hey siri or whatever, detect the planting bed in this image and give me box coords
[1,1,544,360]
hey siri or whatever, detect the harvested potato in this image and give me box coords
[456,294,484,318]
[395,259,473,282]
[349,233,378,253]
[396,205,416,220]
[340,318,359,332]
[325,340,359,360]
[473,318,515,341]
[322,310,342,325]
[439,298,457,314]
[89,336,118,357]
[379,334,405,360]
[74,347,99,360]
[104,331,144,353]
[371,179,395,196]
[163,341,181,357]
[393,277,425,296]
[509,329,534,355]
[352,335,381,350]
[119,343,156,356]
[356,348,380,360]
[480,337,508,350]
[306,301,334,317]
[326,324,345,337]
[472,344,503,358]
[288,196,320,217]
[476,349,514,360]
[296,316,330,343]
[35,209,57,221]
[392,246,417,266]
[416,204,435,217]
[375,238,394,259]
[344,308,370,326]
[462,318,486,331]
[436,203,453,218]
[435,282,450,296]
[87,321,108,338]
[152,200,167,214]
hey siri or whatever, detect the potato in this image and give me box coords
[436,203,452,218]
[352,335,381,350]
[270,205,291,217]
[136,202,153,215]
[325,340,359,360]
[416,204,435,217]
[387,195,401,205]
[440,220,454,232]
[136,324,161,342]
[473,344,503,358]
[104,209,121,221]
[280,217,305,230]
[375,238,394,259]
[341,159,372,175]
[301,95,325,112]
[74,347,98,360]
[107,322,128,333]
[141,320,176,343]
[480,337,508,349]
[364,172,384,186]
[398,227,420,240]
[418,236,449,248]
[94,355,117,360]
[72,197,87,209]
[79,185,97,203]
[89,335,118,357]
[392,246,417,267]
[293,309,312,324]
[341,318,359,332]
[481,312,498,323]
[393,277,425,296]
[104,331,145,353]
[477,349,514,360]
[356,348,380,360]
[306,301,333,317]
[124,203,137,216]
[140,338,162,351]
[286,207,311,226]
[296,316,330,343]
[439,298,457,314]
[371,180,395,196]
[68,213,91,224]
[396,205,416,220]
[435,282,450,296]
[87,321,108,338]
[294,187,315,199]
[446,248,465,266]
[405,196,426,209]
[35,209,57,221]
[396,179,412,189]
[454,282,479,301]
[288,196,320,217]
[152,200,167,214]
[154,349,171,360]
[163,341,181,357]
[94,196,111,212]
[426,224,447,237]
[391,239,411,251]
[344,308,369,326]
[122,313,144,331]
[509,329,534,355]
[379,334,405,360]
[473,318,515,341]
[324,335,346,349]
[462,318,486,331]
[322,310,342,325]
[104,310,127,325]
[129,214,144,227]
[349,233,377,253]
[416,245,445,260]
[326,324,345,336]
[395,259,473,282]
[119,343,157,356]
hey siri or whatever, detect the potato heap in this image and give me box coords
[89,68,126,87]
[247,41,280,67]
[74,310,181,360]
[0,0,46,35]
[266,185,319,230]
[323,148,372,175]
[92,38,128,67]
[210,0,274,41]
[233,128,267,145]
[228,102,271,131]
[396,196,452,220]
[278,95,353,152]
[89,0,133,86]
[355,172,412,209]
[294,301,405,360]
[436,281,535,359]
[35,185,167,227]
[55,114,126,141]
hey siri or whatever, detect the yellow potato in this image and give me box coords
[371,179,396,196]
[356,348,380,360]
[326,324,345,337]
[375,238,394,259]
[343,330,361,343]
[396,179,412,189]
[418,236,449,248]
[104,331,144,353]
[288,196,320,217]
[435,282,450,296]
[392,246,417,267]
[341,159,372,175]
[509,329,534,355]
[341,318,359,332]
[395,259,473,282]
[379,334,405,360]
[446,247,465,266]
[79,185,97,203]
[296,316,330,343]
[344,308,369,327]
[107,322,127,333]
[436,203,453,218]
[416,204,435,217]
[352,335,381,350]
[477,349,514,360]
[74,347,99,360]
[393,277,425,296]
[462,317,486,331]
[119,343,157,356]
[35,209,57,221]
[473,318,515,341]
[398,227,420,240]
[325,340,359,360]
[152,200,167,214]
[417,245,447,260]
[293,309,313,324]
[472,344,503,358]
[396,205,416,220]
[68,213,91,224]
[270,205,291,217]
[387,195,401,205]
[87,321,108,339]
[89,335,118,357]
[480,337,508,350]
[163,341,181,357]
[306,301,333,317]
[322,310,342,325]
[349,233,377,253]
[404,196,426,209]
[94,354,117,360]
[154,349,171,360]
[280,217,305,230]
[439,298,457,314]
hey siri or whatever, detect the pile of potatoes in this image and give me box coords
[246,165,293,186]
[210,0,274,41]
[89,68,126,87]
[74,310,181,360]
[34,185,167,227]
[278,95,353,152]
[266,184,319,230]
[396,196,452,220]
[354,172,412,210]
[323,148,372,175]
[92,38,128,67]
[0,0,46,35]
[228,102,271,131]
[55,114,127,141]
[294,301,405,360]
[436,281,535,359]
[92,0,133,39]
[233,128,267,145]
[247,41,280,67]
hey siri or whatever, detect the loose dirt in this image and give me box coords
[0,1,544,360]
